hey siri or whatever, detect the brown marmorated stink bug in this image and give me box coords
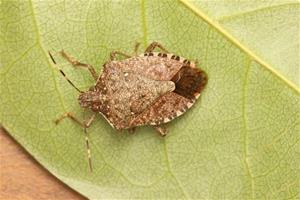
[49,42,207,171]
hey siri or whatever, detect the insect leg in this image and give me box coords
[55,112,96,172]
[152,126,167,137]
[110,42,141,59]
[110,51,131,61]
[60,50,98,81]
[84,114,96,172]
[145,42,169,53]
[134,42,140,56]
[49,52,83,93]
[54,112,85,126]
[128,127,136,134]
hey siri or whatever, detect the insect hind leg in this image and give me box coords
[153,125,167,137]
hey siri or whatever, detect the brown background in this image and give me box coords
[0,128,87,200]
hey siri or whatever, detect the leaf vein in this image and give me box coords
[140,0,148,47]
[178,0,300,94]
[28,0,67,112]
[164,140,189,199]
[217,2,300,22]
[242,58,255,199]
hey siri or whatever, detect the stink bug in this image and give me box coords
[49,42,207,171]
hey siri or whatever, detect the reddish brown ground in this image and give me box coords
[0,128,86,200]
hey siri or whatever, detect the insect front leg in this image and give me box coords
[55,112,96,172]
[60,50,98,81]
[145,42,169,53]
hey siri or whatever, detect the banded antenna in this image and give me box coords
[48,51,83,93]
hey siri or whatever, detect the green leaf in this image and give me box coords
[1,0,299,199]
[191,0,300,86]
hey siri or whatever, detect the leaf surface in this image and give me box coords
[0,0,299,199]
[192,0,300,86]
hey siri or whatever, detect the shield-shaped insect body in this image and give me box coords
[49,42,207,171]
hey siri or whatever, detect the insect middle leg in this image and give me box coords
[110,42,141,60]
[55,112,96,172]
[110,51,131,61]
[60,51,98,81]
[134,42,140,56]
[145,42,169,53]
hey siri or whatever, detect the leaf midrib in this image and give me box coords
[179,0,300,94]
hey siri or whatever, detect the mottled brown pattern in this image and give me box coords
[77,52,207,130]
[51,43,207,173]
[119,53,184,81]
[130,92,193,126]
[94,62,175,129]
